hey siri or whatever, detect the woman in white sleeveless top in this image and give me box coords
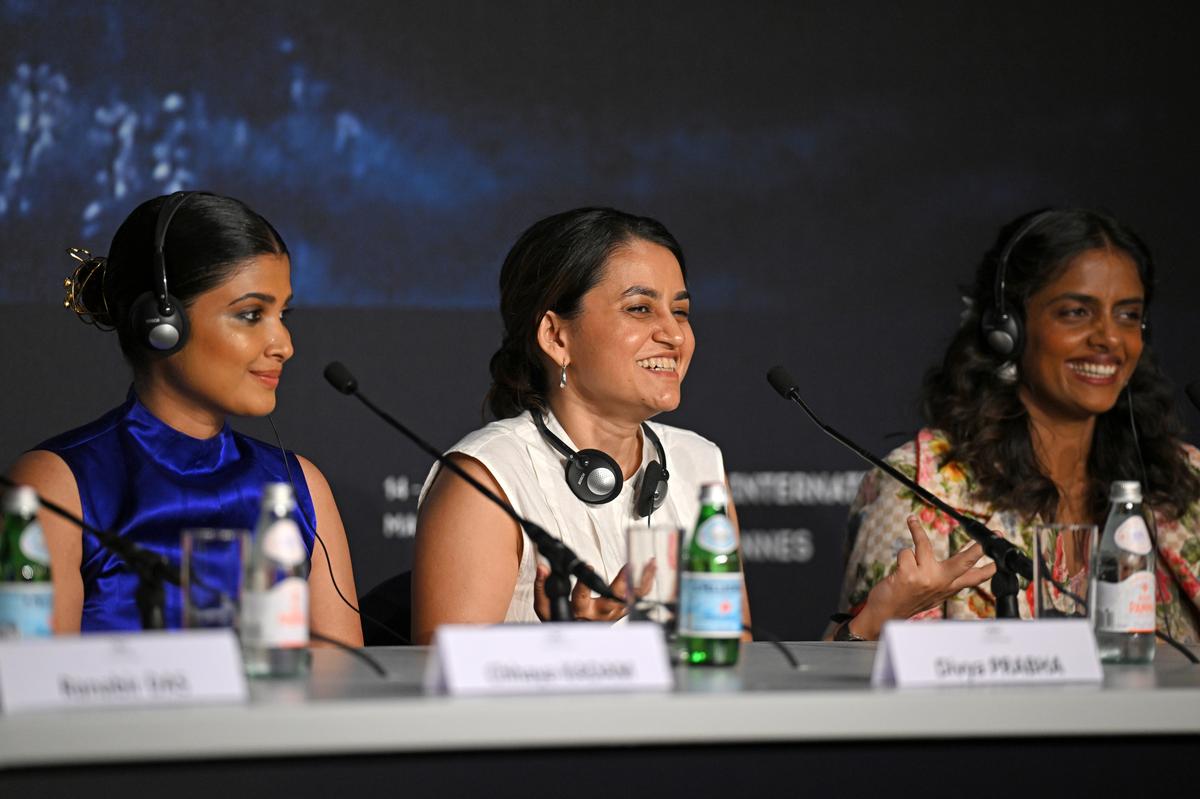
[412,207,994,644]
[412,208,748,643]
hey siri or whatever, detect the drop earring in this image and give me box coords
[560,362,568,389]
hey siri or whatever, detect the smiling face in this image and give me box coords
[544,238,693,423]
[153,252,294,423]
[1017,246,1145,422]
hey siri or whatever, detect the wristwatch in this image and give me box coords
[832,616,867,642]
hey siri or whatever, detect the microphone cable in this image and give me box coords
[1124,390,1198,663]
[1,470,390,674]
[266,414,411,654]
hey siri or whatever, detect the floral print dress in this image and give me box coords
[838,429,1200,643]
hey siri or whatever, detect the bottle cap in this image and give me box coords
[2,485,39,518]
[261,482,296,514]
[698,482,727,507]
[1109,480,1142,504]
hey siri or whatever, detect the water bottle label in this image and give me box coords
[240,577,309,648]
[1094,571,1156,633]
[0,583,54,638]
[19,522,50,564]
[678,572,742,638]
[1113,516,1152,555]
[695,515,737,554]
[262,520,307,566]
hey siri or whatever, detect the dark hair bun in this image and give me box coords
[63,249,116,330]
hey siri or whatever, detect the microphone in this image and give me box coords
[0,473,177,629]
[765,366,1033,585]
[1186,382,1200,413]
[322,362,616,616]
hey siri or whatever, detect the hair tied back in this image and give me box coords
[64,247,115,331]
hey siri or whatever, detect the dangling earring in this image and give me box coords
[559,362,568,389]
[995,361,1018,384]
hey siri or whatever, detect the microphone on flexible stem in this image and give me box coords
[323,361,614,622]
[0,473,177,630]
[765,365,1031,619]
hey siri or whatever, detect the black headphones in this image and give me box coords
[981,209,1150,360]
[533,413,670,518]
[128,191,193,354]
[980,210,1054,360]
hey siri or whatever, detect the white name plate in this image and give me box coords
[0,629,248,714]
[424,622,674,697]
[871,619,1103,688]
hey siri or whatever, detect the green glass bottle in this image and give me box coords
[678,482,742,666]
[0,485,53,638]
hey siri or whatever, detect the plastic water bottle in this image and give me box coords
[678,482,742,666]
[240,483,309,677]
[1092,481,1156,664]
[0,485,53,638]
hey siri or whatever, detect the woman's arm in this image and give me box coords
[5,451,84,633]
[411,454,524,645]
[296,456,363,648]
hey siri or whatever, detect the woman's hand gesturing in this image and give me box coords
[851,515,997,639]
[533,560,657,622]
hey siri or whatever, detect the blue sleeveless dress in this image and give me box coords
[35,390,317,631]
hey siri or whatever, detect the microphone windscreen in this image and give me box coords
[324,362,358,395]
[1187,382,1200,413]
[766,365,799,399]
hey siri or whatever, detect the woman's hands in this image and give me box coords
[533,560,657,622]
[850,515,997,640]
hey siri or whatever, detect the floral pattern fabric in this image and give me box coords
[838,429,1200,643]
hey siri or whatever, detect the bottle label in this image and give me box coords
[677,572,742,638]
[0,583,54,638]
[19,522,50,565]
[1113,516,1152,555]
[261,520,307,566]
[1094,571,1156,633]
[695,515,736,555]
[240,576,309,648]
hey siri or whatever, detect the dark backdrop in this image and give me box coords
[2,0,1198,639]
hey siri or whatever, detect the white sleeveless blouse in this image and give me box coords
[417,410,728,623]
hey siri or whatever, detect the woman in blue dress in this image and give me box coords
[5,192,361,644]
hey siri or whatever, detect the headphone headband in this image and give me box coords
[992,209,1055,322]
[129,191,194,353]
[152,191,194,316]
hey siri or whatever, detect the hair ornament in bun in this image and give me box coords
[63,247,115,331]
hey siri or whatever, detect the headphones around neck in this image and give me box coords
[533,413,670,518]
[128,191,193,354]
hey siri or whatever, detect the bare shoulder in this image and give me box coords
[7,450,80,510]
[294,454,332,496]
[422,452,509,507]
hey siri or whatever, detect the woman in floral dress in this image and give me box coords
[836,208,1200,642]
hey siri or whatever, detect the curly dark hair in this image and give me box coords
[921,208,1200,522]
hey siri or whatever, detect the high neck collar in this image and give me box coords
[123,388,238,476]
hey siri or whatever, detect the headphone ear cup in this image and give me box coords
[565,449,623,504]
[980,307,1022,359]
[635,460,668,518]
[129,291,189,354]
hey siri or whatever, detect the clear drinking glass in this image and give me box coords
[181,528,250,629]
[625,524,684,656]
[1032,524,1097,619]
